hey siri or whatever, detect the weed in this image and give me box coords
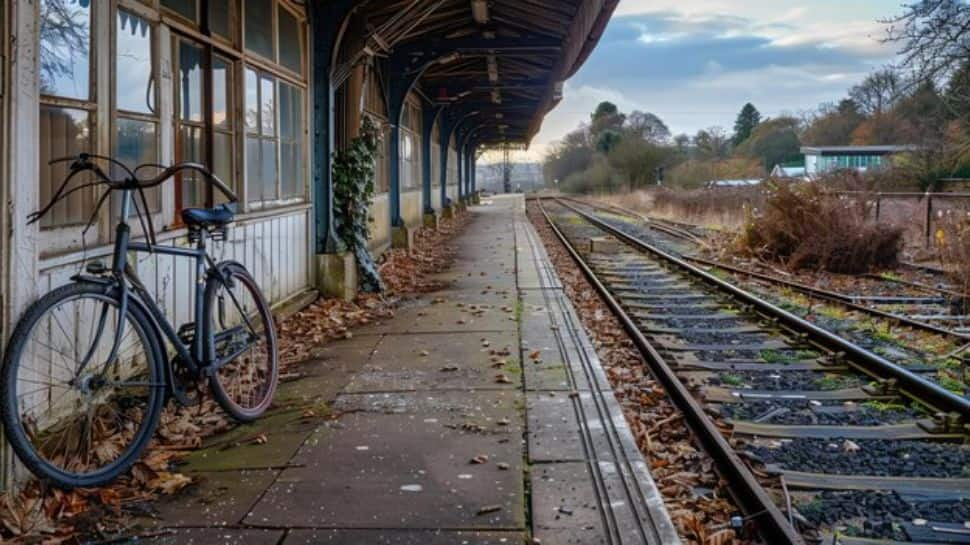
[862,400,908,412]
[720,373,745,386]
[936,371,967,394]
[815,374,851,391]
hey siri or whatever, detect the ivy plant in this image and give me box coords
[333,116,384,293]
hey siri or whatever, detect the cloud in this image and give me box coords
[520,3,902,160]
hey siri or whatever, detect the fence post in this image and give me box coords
[874,194,881,222]
[925,193,933,247]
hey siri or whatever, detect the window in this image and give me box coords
[277,5,303,75]
[174,38,206,208]
[162,0,197,22]
[279,82,304,198]
[245,68,304,205]
[212,56,236,202]
[116,11,160,213]
[208,0,232,39]
[39,0,94,229]
[399,99,421,190]
[244,0,273,59]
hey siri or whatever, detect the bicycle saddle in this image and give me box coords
[181,203,236,228]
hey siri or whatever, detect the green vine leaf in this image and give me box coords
[333,116,384,293]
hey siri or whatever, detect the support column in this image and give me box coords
[421,104,442,229]
[309,1,357,301]
[438,112,454,219]
[456,141,464,210]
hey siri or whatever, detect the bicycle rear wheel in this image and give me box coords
[204,262,278,421]
[0,282,165,488]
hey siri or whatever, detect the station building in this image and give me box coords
[0,0,616,486]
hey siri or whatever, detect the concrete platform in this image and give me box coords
[137,195,678,545]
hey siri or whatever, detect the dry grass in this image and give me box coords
[937,215,970,299]
[602,186,765,230]
[738,180,904,274]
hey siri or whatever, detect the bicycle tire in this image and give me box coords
[204,262,278,422]
[1,282,166,488]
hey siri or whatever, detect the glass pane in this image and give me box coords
[246,136,262,201]
[213,57,233,129]
[40,0,91,100]
[278,82,301,140]
[245,68,259,132]
[178,40,204,122]
[39,106,93,228]
[260,75,275,136]
[245,0,273,59]
[116,118,160,213]
[278,6,302,74]
[117,12,154,114]
[281,141,302,198]
[213,131,234,203]
[180,125,204,207]
[261,139,277,200]
[162,0,197,22]
[208,0,231,38]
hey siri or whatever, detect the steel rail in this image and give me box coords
[566,198,968,341]
[683,255,970,341]
[554,198,970,418]
[535,198,806,545]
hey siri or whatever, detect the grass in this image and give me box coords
[862,400,909,412]
[719,373,745,386]
[936,371,967,394]
[815,374,852,391]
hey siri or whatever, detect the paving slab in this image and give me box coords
[345,331,521,392]
[144,528,284,545]
[245,391,525,530]
[353,295,518,335]
[143,469,279,528]
[283,529,523,544]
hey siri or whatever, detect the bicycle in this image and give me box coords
[1,154,279,489]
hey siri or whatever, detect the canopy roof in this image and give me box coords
[339,0,617,147]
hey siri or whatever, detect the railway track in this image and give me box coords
[570,199,970,378]
[535,197,970,545]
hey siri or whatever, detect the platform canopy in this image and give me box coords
[331,0,618,147]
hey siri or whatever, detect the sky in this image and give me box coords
[516,0,906,162]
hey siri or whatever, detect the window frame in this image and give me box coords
[37,0,103,255]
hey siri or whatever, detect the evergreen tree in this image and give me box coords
[732,103,761,146]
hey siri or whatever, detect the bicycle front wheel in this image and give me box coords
[0,282,165,488]
[204,262,278,422]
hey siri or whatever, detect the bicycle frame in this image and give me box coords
[91,189,250,392]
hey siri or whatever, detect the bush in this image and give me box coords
[738,180,904,273]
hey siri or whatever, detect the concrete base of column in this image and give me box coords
[472,193,482,205]
[422,212,439,229]
[391,224,414,250]
[441,205,454,219]
[316,252,358,302]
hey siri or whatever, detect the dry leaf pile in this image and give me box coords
[379,214,470,296]
[0,213,469,544]
[526,201,747,545]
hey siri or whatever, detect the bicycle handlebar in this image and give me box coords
[53,154,238,202]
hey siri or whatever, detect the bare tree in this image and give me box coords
[849,68,905,116]
[886,0,970,91]
[625,111,671,143]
